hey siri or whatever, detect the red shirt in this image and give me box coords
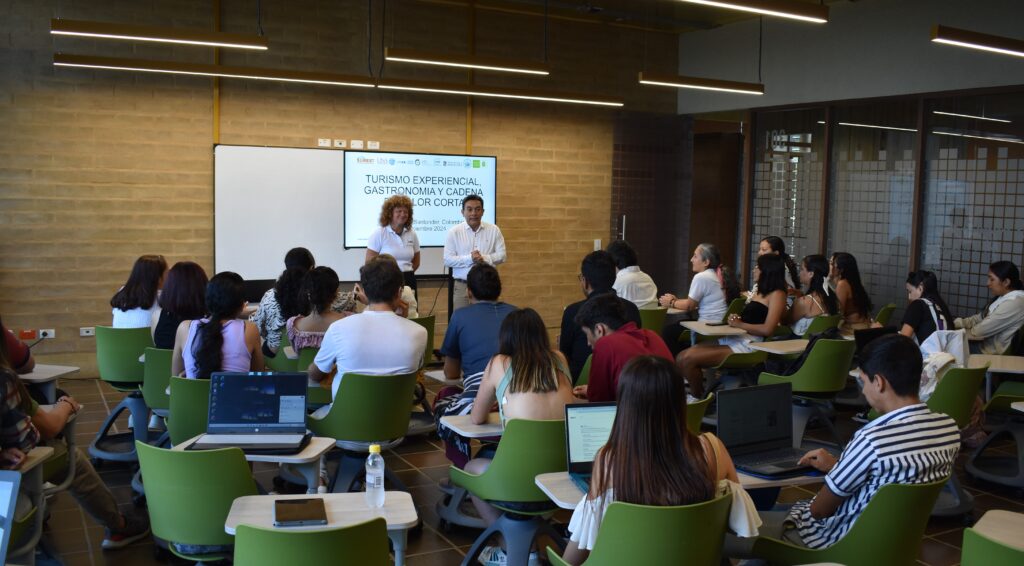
[587,322,673,402]
[2,326,31,371]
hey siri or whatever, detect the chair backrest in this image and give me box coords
[926,366,986,429]
[306,372,418,441]
[577,354,593,386]
[141,347,173,411]
[408,315,435,368]
[136,442,258,549]
[985,381,1024,413]
[168,377,210,446]
[95,326,153,384]
[686,395,713,435]
[962,513,1024,566]
[724,298,745,322]
[467,419,567,504]
[265,328,298,372]
[234,519,390,566]
[874,303,897,326]
[297,347,319,371]
[801,314,842,338]
[583,494,732,566]
[638,308,667,332]
[774,339,855,394]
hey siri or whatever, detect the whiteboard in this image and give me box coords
[214,145,447,281]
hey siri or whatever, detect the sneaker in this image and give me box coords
[102,514,150,550]
[477,547,539,566]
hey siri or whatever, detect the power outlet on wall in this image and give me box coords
[80,327,95,337]
[317,138,331,147]
[39,328,55,339]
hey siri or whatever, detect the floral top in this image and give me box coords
[250,288,356,349]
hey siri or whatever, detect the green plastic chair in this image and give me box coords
[925,366,987,516]
[167,377,210,446]
[967,380,1024,489]
[142,347,173,416]
[1000,324,1024,355]
[709,350,767,391]
[90,326,156,463]
[234,519,390,566]
[409,315,435,368]
[451,419,568,566]
[577,354,593,386]
[874,303,896,326]
[136,442,258,562]
[750,479,946,566]
[265,327,298,372]
[758,339,856,447]
[725,298,745,319]
[801,314,842,338]
[961,511,1024,566]
[546,494,732,566]
[639,308,667,332]
[306,372,418,492]
[686,394,714,435]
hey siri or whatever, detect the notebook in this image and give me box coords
[716,383,812,477]
[189,372,310,453]
[0,470,21,563]
[564,402,617,493]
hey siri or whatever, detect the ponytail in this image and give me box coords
[696,243,740,302]
[782,254,799,289]
[192,272,244,379]
[803,255,837,315]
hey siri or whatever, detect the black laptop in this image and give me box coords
[716,383,812,477]
[189,372,310,453]
[564,402,617,493]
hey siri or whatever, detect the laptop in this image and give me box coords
[0,470,20,564]
[716,383,812,477]
[189,372,310,453]
[564,402,617,493]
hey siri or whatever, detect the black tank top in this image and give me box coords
[153,309,183,350]
[740,301,769,325]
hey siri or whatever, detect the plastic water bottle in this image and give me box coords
[364,444,385,508]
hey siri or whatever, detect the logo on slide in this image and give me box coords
[388,158,395,165]
[357,157,375,164]
[472,160,481,168]
[463,158,471,167]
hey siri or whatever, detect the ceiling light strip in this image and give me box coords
[638,72,764,95]
[837,121,917,133]
[676,0,828,24]
[933,131,1024,145]
[51,18,268,50]
[53,54,375,88]
[931,25,1024,58]
[933,111,1011,124]
[377,78,622,107]
[384,48,549,75]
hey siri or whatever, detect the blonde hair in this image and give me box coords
[378,195,414,229]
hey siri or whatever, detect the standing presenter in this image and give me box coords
[366,195,421,296]
[444,194,506,311]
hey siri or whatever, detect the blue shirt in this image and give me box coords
[440,301,517,377]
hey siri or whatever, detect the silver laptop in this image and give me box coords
[191,372,309,452]
[716,383,812,477]
[0,470,21,563]
[564,402,617,493]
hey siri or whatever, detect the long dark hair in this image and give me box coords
[192,272,245,379]
[906,270,955,324]
[696,243,741,303]
[803,255,838,315]
[299,267,340,315]
[159,262,208,320]
[593,356,714,505]
[756,254,788,296]
[111,255,167,311]
[831,252,873,317]
[762,236,799,288]
[275,248,316,319]
[498,308,561,394]
[989,261,1024,291]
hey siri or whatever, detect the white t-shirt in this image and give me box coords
[613,266,658,309]
[112,304,158,329]
[313,310,427,403]
[367,225,420,272]
[688,269,728,322]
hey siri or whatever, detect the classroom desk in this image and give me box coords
[534,470,824,510]
[970,509,1024,551]
[750,339,809,356]
[424,369,462,386]
[174,435,335,494]
[967,354,1024,401]
[439,413,502,438]
[7,446,54,566]
[20,364,79,404]
[680,321,746,346]
[225,492,418,566]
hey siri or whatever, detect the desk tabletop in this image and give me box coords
[174,435,335,464]
[968,354,1024,374]
[971,509,1024,550]
[424,369,462,386]
[1012,401,1024,413]
[18,446,55,474]
[225,491,418,535]
[750,339,809,356]
[680,321,747,337]
[21,364,79,383]
[440,413,502,438]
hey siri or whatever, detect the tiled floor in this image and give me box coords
[36,376,1023,565]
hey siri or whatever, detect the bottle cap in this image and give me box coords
[369,444,381,454]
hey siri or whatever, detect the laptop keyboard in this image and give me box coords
[733,447,807,467]
[197,434,305,445]
[569,474,591,494]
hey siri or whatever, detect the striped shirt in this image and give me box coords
[787,403,959,548]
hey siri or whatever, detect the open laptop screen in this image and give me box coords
[564,402,617,474]
[716,383,793,456]
[208,372,307,434]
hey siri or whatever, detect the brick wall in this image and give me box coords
[0,0,677,375]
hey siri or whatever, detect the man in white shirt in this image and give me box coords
[607,240,658,309]
[443,194,507,311]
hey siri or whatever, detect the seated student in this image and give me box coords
[150,261,208,350]
[771,334,959,550]
[251,247,356,357]
[659,243,740,354]
[560,251,642,382]
[562,356,740,565]
[678,254,787,399]
[900,270,955,345]
[466,307,576,524]
[572,293,672,403]
[829,252,874,332]
[308,258,427,418]
[0,329,150,550]
[171,272,263,378]
[352,254,418,318]
[111,254,167,328]
[955,260,1024,354]
[607,240,658,309]
[434,264,517,467]
[785,254,838,336]
[750,236,799,294]
[286,266,346,351]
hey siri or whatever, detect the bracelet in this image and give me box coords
[60,398,77,414]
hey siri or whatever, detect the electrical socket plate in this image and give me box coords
[333,139,346,148]
[39,328,55,339]
[317,138,331,147]
[594,239,602,251]
[350,139,364,149]
[367,141,380,149]
[80,327,95,337]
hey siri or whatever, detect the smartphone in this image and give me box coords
[705,321,728,326]
[273,498,328,527]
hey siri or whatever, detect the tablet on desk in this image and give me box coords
[273,498,328,527]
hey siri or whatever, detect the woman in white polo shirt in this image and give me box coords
[366,194,421,296]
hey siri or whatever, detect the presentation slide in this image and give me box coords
[344,151,497,248]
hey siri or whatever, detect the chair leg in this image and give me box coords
[436,486,487,530]
[966,423,1024,488]
[330,453,364,493]
[931,474,974,517]
[791,404,813,449]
